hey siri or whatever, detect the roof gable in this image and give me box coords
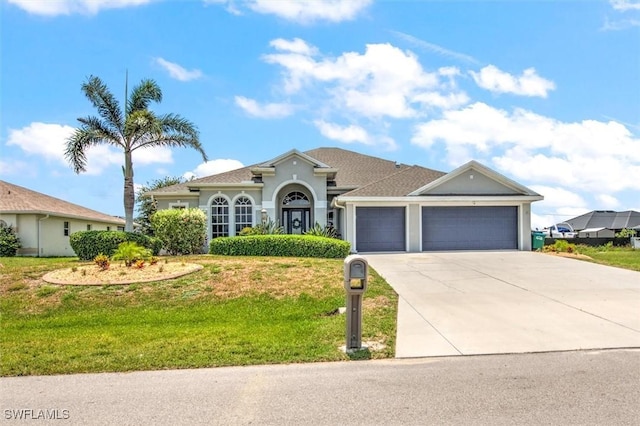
[409,161,541,197]
[0,180,125,224]
[258,149,331,169]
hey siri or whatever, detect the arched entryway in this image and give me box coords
[279,186,313,234]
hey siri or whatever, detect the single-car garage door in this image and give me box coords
[356,207,405,252]
[422,206,518,251]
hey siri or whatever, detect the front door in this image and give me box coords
[283,208,310,234]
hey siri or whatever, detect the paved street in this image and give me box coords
[2,349,639,425]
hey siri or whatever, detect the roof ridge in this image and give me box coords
[0,180,124,223]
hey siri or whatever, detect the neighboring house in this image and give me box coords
[577,228,615,238]
[0,180,125,257]
[149,147,543,252]
[564,210,640,234]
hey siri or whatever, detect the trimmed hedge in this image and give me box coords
[70,230,162,260]
[209,235,350,259]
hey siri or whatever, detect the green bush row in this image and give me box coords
[70,230,162,260]
[209,235,350,259]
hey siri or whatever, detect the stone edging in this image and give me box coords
[42,264,204,286]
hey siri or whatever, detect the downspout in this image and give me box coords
[38,214,50,257]
[331,197,350,251]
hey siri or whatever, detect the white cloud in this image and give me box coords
[263,40,441,118]
[270,38,318,56]
[595,194,621,209]
[250,0,371,23]
[234,96,294,119]
[6,0,154,16]
[0,160,34,177]
[7,122,74,162]
[313,120,397,150]
[206,0,371,23]
[600,16,640,30]
[411,102,640,195]
[390,31,480,65]
[610,0,640,11]
[413,92,470,110]
[6,122,173,175]
[155,58,203,82]
[183,159,244,180]
[469,65,556,98]
[529,185,587,210]
[314,120,369,144]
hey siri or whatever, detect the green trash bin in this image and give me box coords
[531,231,545,250]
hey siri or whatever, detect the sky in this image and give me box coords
[1,0,639,229]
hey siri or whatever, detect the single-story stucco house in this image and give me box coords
[0,180,125,257]
[563,210,640,234]
[149,147,543,252]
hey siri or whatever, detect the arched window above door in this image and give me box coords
[282,191,310,206]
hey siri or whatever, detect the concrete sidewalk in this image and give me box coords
[365,252,640,358]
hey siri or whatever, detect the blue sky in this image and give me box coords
[1,0,639,228]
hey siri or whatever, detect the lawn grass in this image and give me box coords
[575,245,640,272]
[0,255,397,376]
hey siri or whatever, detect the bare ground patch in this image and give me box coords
[42,262,203,285]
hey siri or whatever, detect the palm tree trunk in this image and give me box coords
[123,149,135,232]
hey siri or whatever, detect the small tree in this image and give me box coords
[0,226,21,257]
[136,176,184,236]
[111,242,151,267]
[615,228,637,238]
[151,208,206,255]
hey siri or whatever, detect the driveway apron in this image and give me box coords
[364,252,640,358]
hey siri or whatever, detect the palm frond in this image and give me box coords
[131,113,207,161]
[127,79,162,115]
[64,125,116,173]
[77,116,124,148]
[81,76,124,135]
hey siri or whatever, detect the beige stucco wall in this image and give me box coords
[0,213,123,257]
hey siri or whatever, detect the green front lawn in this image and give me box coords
[0,256,397,376]
[575,245,640,272]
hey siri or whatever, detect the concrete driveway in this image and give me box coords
[364,252,640,358]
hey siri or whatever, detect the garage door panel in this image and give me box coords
[356,207,405,252]
[422,206,517,251]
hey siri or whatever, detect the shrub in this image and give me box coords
[70,231,160,261]
[304,222,338,239]
[545,239,577,254]
[111,242,152,267]
[240,219,284,236]
[0,225,21,257]
[151,208,206,255]
[210,235,350,258]
[94,253,110,271]
[615,228,637,238]
[134,259,145,269]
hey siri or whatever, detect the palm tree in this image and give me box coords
[65,75,208,232]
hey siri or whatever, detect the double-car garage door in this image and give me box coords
[356,206,518,252]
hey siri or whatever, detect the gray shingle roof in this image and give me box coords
[154,147,424,194]
[0,180,125,225]
[342,166,446,197]
[565,210,640,231]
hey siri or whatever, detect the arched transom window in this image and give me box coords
[211,196,229,238]
[234,196,253,234]
[282,191,310,206]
